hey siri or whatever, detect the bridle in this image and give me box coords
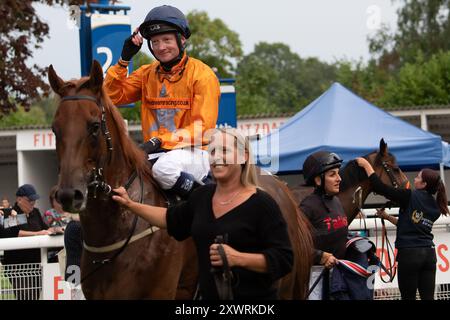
[59,95,157,284]
[381,161,401,189]
[61,95,113,193]
[376,159,409,283]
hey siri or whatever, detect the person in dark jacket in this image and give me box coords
[1,184,54,300]
[112,128,293,300]
[357,158,449,300]
[300,151,348,299]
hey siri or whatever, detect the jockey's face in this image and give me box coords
[315,168,341,195]
[208,132,246,182]
[149,33,185,63]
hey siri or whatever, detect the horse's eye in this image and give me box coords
[90,122,101,136]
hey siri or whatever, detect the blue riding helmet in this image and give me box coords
[139,5,191,40]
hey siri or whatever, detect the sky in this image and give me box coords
[33,0,400,80]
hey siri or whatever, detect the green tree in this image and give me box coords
[369,0,450,70]
[0,105,47,128]
[0,0,100,116]
[186,10,243,77]
[379,51,450,108]
[236,42,336,115]
[335,58,390,103]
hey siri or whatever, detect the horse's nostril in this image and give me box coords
[74,189,84,202]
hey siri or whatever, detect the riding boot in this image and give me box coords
[170,171,198,199]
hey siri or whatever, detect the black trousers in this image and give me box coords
[64,220,83,283]
[397,247,437,300]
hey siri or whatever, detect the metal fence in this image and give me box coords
[0,263,42,300]
[374,284,450,300]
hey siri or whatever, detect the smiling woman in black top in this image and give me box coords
[357,157,449,300]
[112,128,293,300]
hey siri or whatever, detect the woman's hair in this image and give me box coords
[214,128,258,188]
[49,185,58,208]
[421,169,449,216]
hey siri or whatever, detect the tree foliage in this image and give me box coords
[0,104,47,128]
[0,0,98,116]
[369,0,450,70]
[379,51,450,108]
[236,42,336,115]
[186,10,243,78]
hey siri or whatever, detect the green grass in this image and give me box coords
[0,266,16,300]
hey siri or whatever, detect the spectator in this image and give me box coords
[0,197,17,228]
[1,184,54,300]
[43,185,71,229]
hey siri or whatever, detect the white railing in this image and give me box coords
[349,209,450,231]
[0,235,67,300]
[0,235,64,264]
[349,207,450,300]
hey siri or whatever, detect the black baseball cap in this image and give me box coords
[16,184,40,201]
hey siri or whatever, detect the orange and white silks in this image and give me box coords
[104,54,220,149]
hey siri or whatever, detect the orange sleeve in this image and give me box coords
[103,64,145,105]
[157,73,220,147]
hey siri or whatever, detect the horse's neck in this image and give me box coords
[339,178,372,224]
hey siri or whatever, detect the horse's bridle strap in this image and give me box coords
[61,95,98,103]
[83,226,159,253]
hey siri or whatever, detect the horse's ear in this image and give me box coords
[89,60,104,94]
[48,64,65,96]
[379,138,388,156]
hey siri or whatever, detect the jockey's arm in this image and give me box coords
[103,63,146,106]
[112,187,167,228]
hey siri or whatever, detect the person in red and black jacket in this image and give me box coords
[357,158,449,300]
[300,151,348,299]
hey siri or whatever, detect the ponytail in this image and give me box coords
[436,181,449,216]
[421,168,449,216]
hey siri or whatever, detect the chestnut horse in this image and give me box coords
[290,139,410,224]
[48,61,313,299]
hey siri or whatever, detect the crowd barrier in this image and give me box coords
[0,207,449,300]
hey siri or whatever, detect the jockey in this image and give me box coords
[300,151,375,300]
[104,5,220,198]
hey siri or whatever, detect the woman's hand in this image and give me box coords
[376,208,388,219]
[209,243,241,268]
[320,252,338,269]
[355,157,374,176]
[112,187,134,209]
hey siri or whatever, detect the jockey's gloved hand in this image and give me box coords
[139,137,162,154]
[121,33,142,62]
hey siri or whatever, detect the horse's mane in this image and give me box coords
[339,154,372,191]
[99,89,153,181]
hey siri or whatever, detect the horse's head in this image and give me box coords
[49,61,112,212]
[338,138,410,223]
[366,138,410,190]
